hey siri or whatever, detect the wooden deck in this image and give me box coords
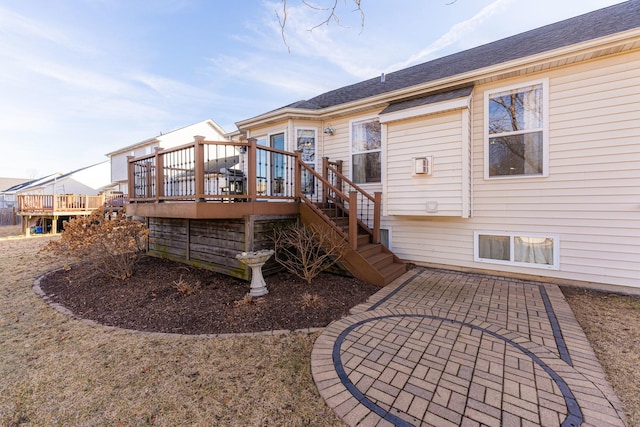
[16,193,127,235]
[17,193,127,216]
[127,137,405,286]
[126,137,302,219]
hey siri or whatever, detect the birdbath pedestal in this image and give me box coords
[236,250,274,297]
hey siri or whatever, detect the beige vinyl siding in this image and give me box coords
[385,110,470,217]
[385,50,640,289]
[323,109,383,191]
[386,219,474,266]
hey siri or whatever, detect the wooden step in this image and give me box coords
[365,251,394,269]
[379,262,407,284]
[300,202,406,287]
[357,234,370,247]
[332,217,349,227]
[357,243,383,258]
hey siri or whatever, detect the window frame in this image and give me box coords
[253,131,287,196]
[294,127,317,166]
[474,231,560,270]
[484,78,549,180]
[295,127,318,195]
[349,116,382,185]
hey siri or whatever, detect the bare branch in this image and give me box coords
[277,0,366,50]
[272,223,348,284]
[276,0,291,53]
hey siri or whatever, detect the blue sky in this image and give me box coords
[0,0,623,179]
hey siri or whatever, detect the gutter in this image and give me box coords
[235,28,640,129]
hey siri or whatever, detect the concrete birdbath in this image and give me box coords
[236,249,275,297]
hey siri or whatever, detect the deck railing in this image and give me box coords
[298,157,381,249]
[17,194,110,213]
[128,137,300,202]
[128,137,381,249]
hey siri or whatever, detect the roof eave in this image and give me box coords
[236,28,640,127]
[105,137,161,157]
[235,107,324,130]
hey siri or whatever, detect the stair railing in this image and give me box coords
[296,155,381,250]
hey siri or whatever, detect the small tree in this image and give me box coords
[45,206,149,280]
[272,223,348,284]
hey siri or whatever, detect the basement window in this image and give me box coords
[475,231,559,270]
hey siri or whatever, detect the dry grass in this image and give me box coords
[0,225,21,238]
[1,226,639,426]
[0,231,344,427]
[562,286,640,427]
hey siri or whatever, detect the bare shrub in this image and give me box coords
[234,293,264,307]
[272,223,348,284]
[300,293,324,310]
[173,275,201,296]
[45,206,149,280]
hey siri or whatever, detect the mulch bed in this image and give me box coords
[38,255,380,335]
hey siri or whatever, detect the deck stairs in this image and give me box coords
[299,200,406,287]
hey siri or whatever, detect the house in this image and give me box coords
[128,1,640,290]
[2,174,61,210]
[106,119,227,195]
[0,177,30,208]
[16,161,112,235]
[0,177,31,225]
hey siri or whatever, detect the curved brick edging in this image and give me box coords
[331,312,582,427]
[312,269,627,427]
[32,269,325,339]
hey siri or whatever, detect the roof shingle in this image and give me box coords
[285,1,640,111]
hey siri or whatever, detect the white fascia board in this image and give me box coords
[236,29,640,129]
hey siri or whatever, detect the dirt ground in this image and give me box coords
[38,254,380,335]
[1,225,639,426]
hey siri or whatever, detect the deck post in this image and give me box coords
[373,191,381,244]
[247,138,257,201]
[154,146,164,202]
[322,157,329,205]
[194,136,205,201]
[335,159,343,192]
[127,156,135,199]
[349,191,358,250]
[294,151,302,199]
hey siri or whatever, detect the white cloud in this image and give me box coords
[388,0,515,71]
[0,5,97,54]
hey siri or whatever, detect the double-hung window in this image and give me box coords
[351,118,381,184]
[485,79,548,178]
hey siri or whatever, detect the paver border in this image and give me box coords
[313,268,628,427]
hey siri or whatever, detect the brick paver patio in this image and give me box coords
[311,267,627,426]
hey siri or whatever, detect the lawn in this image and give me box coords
[1,225,638,426]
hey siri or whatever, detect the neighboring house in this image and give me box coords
[1,174,61,210]
[128,1,640,290]
[106,119,227,194]
[16,161,112,235]
[0,177,31,225]
[0,177,31,208]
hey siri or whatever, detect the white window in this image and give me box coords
[296,128,317,195]
[475,231,559,270]
[351,118,381,184]
[380,228,391,249]
[485,79,548,178]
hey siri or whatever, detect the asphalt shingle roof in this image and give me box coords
[285,1,640,112]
